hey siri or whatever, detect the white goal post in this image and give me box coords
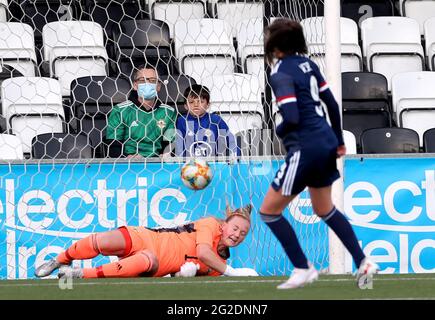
[324,0,347,274]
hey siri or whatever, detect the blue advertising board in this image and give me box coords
[0,160,327,279]
[344,157,435,273]
[2,156,432,279]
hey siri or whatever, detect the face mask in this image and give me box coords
[137,83,157,100]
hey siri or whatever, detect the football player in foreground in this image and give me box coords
[259,18,379,289]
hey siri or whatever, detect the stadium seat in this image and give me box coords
[202,73,264,134]
[361,17,424,90]
[1,77,65,154]
[391,71,435,146]
[112,19,175,78]
[236,129,273,156]
[0,0,8,21]
[0,22,37,76]
[424,17,435,70]
[301,17,362,72]
[236,18,265,90]
[360,127,420,154]
[341,0,396,27]
[215,0,263,37]
[342,72,391,149]
[31,132,93,159]
[0,64,23,111]
[267,0,324,20]
[70,76,131,157]
[151,0,206,39]
[157,74,197,114]
[0,133,24,159]
[399,0,435,34]
[42,21,108,97]
[423,127,435,152]
[343,130,357,154]
[174,18,236,83]
[83,0,148,62]
[8,0,81,60]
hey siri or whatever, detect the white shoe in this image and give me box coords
[58,266,83,279]
[356,258,379,288]
[35,259,65,278]
[277,264,318,289]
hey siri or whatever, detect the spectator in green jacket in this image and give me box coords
[106,65,176,158]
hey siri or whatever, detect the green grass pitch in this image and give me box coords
[0,274,434,300]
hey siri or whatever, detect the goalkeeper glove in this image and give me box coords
[174,261,200,277]
[223,265,259,277]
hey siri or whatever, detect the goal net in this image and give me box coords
[0,0,336,280]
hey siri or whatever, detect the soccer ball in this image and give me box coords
[180,159,213,190]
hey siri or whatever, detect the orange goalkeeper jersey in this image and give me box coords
[124,217,228,277]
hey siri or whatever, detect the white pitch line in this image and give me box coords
[357,298,435,301]
[0,277,434,288]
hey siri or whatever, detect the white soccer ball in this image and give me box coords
[180,159,213,190]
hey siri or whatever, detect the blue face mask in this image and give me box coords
[137,83,157,100]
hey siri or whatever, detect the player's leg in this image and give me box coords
[261,187,319,289]
[35,229,126,277]
[58,249,160,279]
[309,186,379,284]
[260,186,309,269]
[260,151,318,288]
[58,227,161,278]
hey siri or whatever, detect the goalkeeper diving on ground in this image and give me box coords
[35,204,258,279]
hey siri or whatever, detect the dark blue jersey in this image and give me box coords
[175,113,239,157]
[270,55,344,152]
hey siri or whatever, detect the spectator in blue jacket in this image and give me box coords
[175,85,239,157]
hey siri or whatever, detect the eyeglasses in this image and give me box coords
[135,77,159,84]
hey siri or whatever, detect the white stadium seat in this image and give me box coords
[42,21,108,97]
[174,18,236,83]
[202,73,264,134]
[361,17,424,90]
[424,17,435,70]
[0,133,24,160]
[0,22,37,76]
[343,130,357,154]
[151,0,206,39]
[0,0,8,22]
[400,0,435,34]
[301,17,362,73]
[215,0,264,37]
[236,18,265,90]
[1,77,65,153]
[392,71,435,146]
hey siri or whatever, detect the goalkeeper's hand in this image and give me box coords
[174,261,200,277]
[223,265,259,277]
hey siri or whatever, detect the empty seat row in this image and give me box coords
[0,18,266,92]
[303,16,435,89]
[0,21,108,96]
[0,132,93,159]
[343,70,435,148]
[353,127,435,153]
[0,73,264,157]
[4,13,434,96]
[3,125,435,160]
[237,126,435,157]
[8,0,149,43]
